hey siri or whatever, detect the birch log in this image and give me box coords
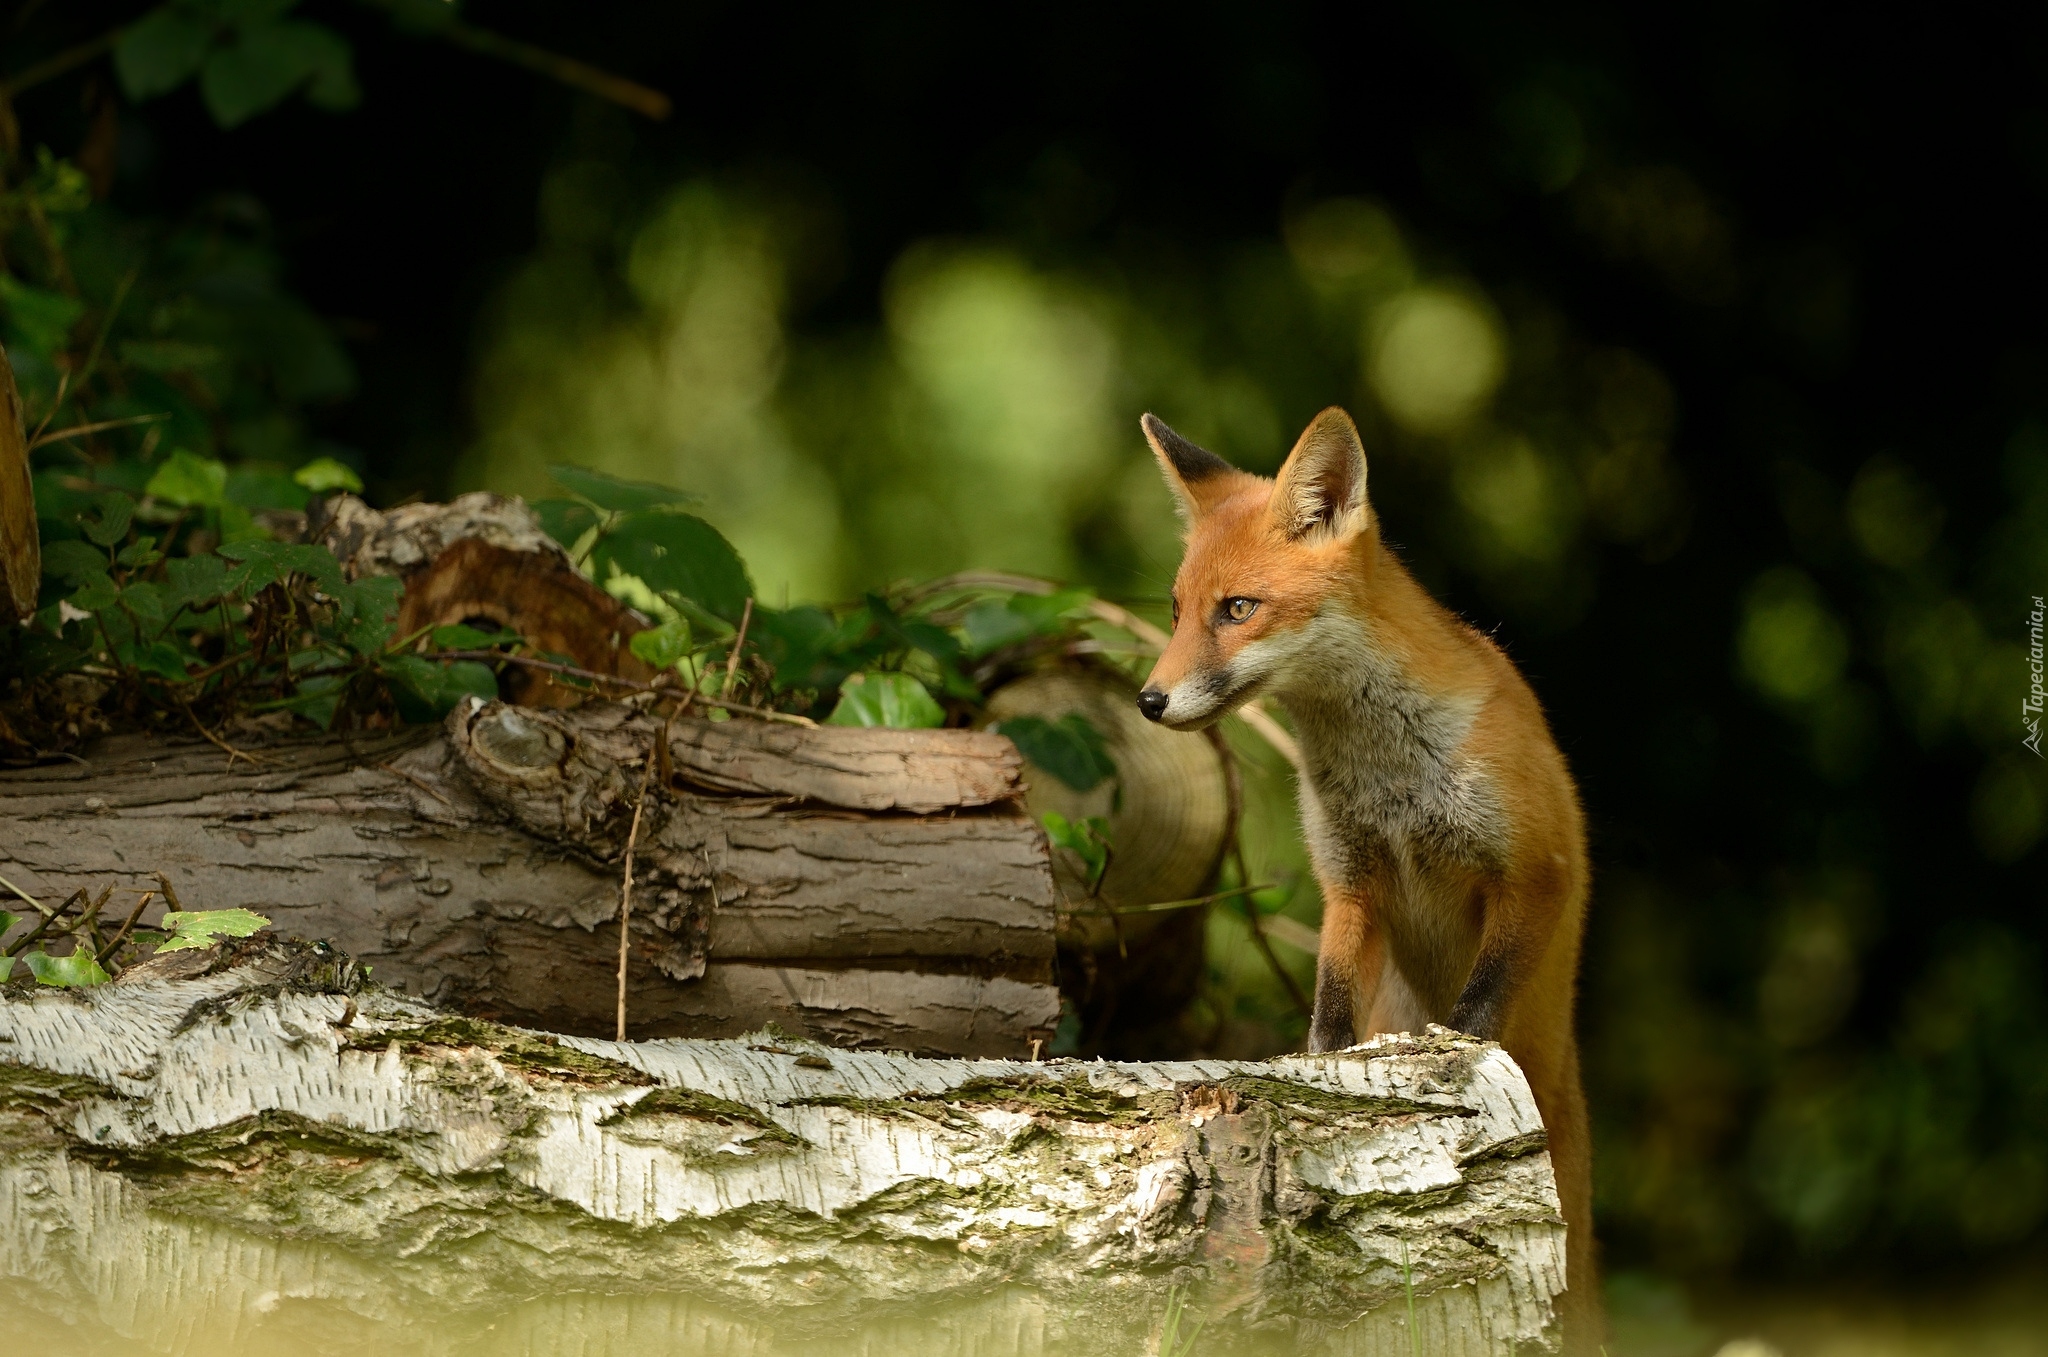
[0,940,1564,1355]
[0,700,1059,1055]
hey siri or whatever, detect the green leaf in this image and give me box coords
[115,6,219,100]
[380,655,498,723]
[278,672,346,728]
[81,492,138,548]
[117,537,164,568]
[157,907,272,953]
[119,580,167,625]
[199,19,356,128]
[628,618,693,671]
[218,539,345,596]
[533,498,598,550]
[824,671,945,729]
[549,465,703,513]
[0,910,18,935]
[225,467,311,511]
[146,450,230,508]
[163,552,229,611]
[1041,811,1111,891]
[429,623,521,651]
[751,605,839,691]
[41,539,109,584]
[593,511,754,623]
[119,339,224,373]
[0,955,12,981]
[68,572,120,613]
[997,713,1118,792]
[121,640,191,682]
[0,275,86,359]
[293,455,363,494]
[23,947,111,987]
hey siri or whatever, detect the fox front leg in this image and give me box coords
[1446,871,1565,1041]
[1307,886,1381,1052]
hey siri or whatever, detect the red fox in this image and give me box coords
[1136,407,1599,1352]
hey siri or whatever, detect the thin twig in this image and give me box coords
[5,888,84,956]
[436,651,816,726]
[615,755,658,1042]
[1059,882,1274,917]
[154,872,185,915]
[378,762,452,806]
[436,17,672,119]
[721,597,755,700]
[182,701,266,768]
[0,870,44,915]
[29,369,68,444]
[1233,842,1310,1017]
[96,890,153,966]
[30,411,169,450]
[0,28,119,99]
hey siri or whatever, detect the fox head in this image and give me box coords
[1136,407,1377,729]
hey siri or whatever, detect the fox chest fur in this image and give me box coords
[1278,613,1512,1016]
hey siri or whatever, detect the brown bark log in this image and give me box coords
[0,701,1059,1056]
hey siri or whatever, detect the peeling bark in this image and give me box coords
[0,701,1058,1055]
[0,941,1565,1354]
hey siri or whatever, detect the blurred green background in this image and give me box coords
[4,2,2046,1349]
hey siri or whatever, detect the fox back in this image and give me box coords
[1136,407,1601,1353]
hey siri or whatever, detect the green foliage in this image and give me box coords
[116,0,359,128]
[155,907,272,953]
[997,713,1117,792]
[824,671,945,729]
[592,511,754,624]
[1041,812,1112,894]
[628,617,692,671]
[22,947,111,988]
[293,456,363,494]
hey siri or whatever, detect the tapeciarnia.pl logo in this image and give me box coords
[2027,595,2045,757]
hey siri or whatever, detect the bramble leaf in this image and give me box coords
[550,465,703,513]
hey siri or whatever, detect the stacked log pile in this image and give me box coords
[0,699,1060,1055]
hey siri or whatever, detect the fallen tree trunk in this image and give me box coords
[0,940,1565,1354]
[0,700,1059,1055]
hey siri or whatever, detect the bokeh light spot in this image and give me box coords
[1366,289,1505,434]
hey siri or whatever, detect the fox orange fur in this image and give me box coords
[1136,407,1599,1352]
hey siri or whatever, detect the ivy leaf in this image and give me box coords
[279,673,346,728]
[961,591,1090,658]
[824,671,945,729]
[750,605,838,691]
[292,455,363,494]
[114,6,219,101]
[549,464,702,513]
[997,713,1118,792]
[146,449,230,509]
[156,907,272,953]
[593,511,753,623]
[23,947,112,987]
[628,618,692,671]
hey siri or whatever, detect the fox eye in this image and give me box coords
[1222,597,1259,624]
[1171,594,1181,626]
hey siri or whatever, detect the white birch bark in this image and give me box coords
[0,942,1564,1354]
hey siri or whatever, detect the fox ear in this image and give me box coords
[1271,407,1372,542]
[1143,413,1236,522]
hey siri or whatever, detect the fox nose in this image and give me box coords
[1136,689,1170,723]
